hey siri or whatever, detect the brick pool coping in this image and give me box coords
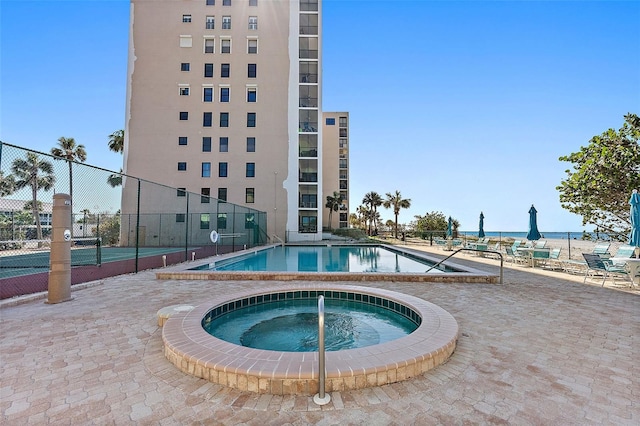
[161,283,459,396]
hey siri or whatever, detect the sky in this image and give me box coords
[1,0,639,232]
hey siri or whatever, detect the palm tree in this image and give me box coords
[325,191,343,231]
[0,171,16,197]
[51,136,87,206]
[11,153,55,240]
[383,190,412,239]
[107,172,122,188]
[362,191,383,235]
[108,129,124,153]
[107,130,124,187]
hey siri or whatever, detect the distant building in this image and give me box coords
[123,0,348,242]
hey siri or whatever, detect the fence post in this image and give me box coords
[47,193,73,304]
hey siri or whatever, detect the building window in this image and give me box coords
[222,16,231,29]
[217,213,227,229]
[206,0,215,5]
[202,137,212,152]
[179,86,190,96]
[246,137,255,152]
[178,136,188,146]
[221,39,231,53]
[202,162,211,177]
[247,87,257,102]
[179,112,188,120]
[220,112,229,127]
[249,0,257,5]
[203,87,213,102]
[219,137,228,152]
[219,162,228,177]
[204,63,213,77]
[218,188,227,201]
[181,62,190,71]
[200,214,210,230]
[246,162,255,178]
[339,128,347,137]
[339,117,348,127]
[203,112,212,127]
[201,188,210,203]
[246,188,255,203]
[177,187,186,197]
[248,64,257,78]
[299,13,318,35]
[248,16,258,30]
[183,14,192,23]
[223,0,231,6]
[326,118,335,125]
[221,63,230,77]
[247,39,258,54]
[206,16,214,29]
[220,87,230,102]
[299,37,318,59]
[247,112,256,127]
[180,36,192,48]
[204,38,215,53]
[300,0,318,12]
[176,213,185,223]
[178,162,187,171]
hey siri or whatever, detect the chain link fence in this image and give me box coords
[0,142,268,299]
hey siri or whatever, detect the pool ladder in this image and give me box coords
[313,295,331,405]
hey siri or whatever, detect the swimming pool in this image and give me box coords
[191,245,458,273]
[156,243,498,283]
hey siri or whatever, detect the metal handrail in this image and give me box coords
[425,248,504,284]
[272,235,284,247]
[313,295,330,405]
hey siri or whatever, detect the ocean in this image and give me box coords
[458,231,612,240]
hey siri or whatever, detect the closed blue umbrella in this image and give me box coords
[478,212,485,239]
[629,189,640,248]
[446,216,453,238]
[526,205,542,241]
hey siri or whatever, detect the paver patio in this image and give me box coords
[1,249,638,425]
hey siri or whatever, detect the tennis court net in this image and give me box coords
[0,238,102,268]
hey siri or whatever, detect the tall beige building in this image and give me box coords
[321,112,349,230]
[123,0,347,243]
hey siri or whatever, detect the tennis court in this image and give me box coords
[0,243,200,279]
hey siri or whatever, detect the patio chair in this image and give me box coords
[505,246,528,265]
[582,253,632,287]
[610,244,636,260]
[541,248,562,270]
[592,242,612,258]
[534,240,547,249]
[562,242,612,274]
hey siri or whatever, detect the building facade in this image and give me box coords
[321,112,349,230]
[123,0,341,242]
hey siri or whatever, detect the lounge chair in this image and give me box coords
[582,253,632,287]
[534,240,547,249]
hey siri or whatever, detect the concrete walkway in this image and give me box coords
[1,252,638,425]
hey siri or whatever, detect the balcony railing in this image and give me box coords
[299,149,317,157]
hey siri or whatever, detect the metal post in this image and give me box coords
[313,295,330,405]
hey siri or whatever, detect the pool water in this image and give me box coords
[193,245,455,273]
[203,298,419,352]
